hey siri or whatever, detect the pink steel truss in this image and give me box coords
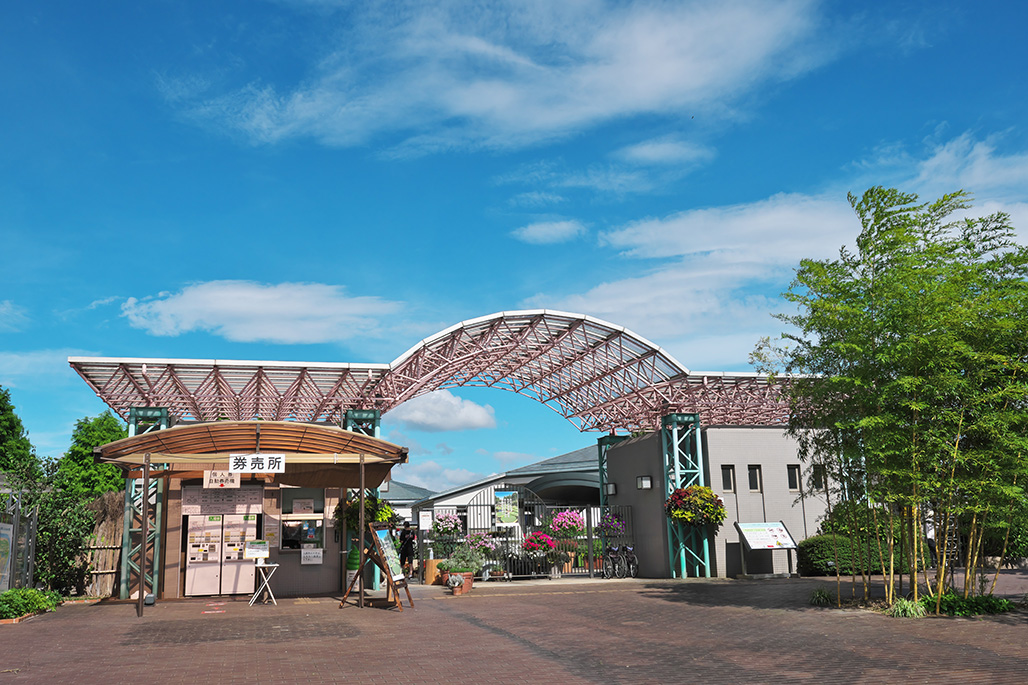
[69,310,788,433]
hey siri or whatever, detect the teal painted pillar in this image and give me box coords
[596,434,628,540]
[120,408,168,600]
[344,409,382,589]
[661,413,711,578]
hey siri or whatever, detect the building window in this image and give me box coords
[721,465,735,493]
[787,465,801,491]
[748,465,762,493]
[812,464,826,491]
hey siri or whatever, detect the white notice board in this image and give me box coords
[735,521,797,550]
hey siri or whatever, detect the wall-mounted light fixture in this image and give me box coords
[636,476,652,490]
[604,482,617,496]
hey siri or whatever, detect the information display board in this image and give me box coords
[495,490,519,527]
[182,486,264,516]
[374,527,405,582]
[735,522,797,550]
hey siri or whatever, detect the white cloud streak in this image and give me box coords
[511,219,586,245]
[178,1,826,152]
[385,390,496,432]
[0,349,95,388]
[528,132,1028,370]
[391,460,486,493]
[0,300,29,332]
[120,280,402,344]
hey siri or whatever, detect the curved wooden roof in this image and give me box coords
[95,421,407,488]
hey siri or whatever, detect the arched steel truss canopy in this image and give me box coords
[69,309,788,433]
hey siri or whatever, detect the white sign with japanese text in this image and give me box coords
[204,470,240,489]
[300,548,324,565]
[229,453,286,473]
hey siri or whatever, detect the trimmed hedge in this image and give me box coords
[0,587,62,619]
[799,533,922,576]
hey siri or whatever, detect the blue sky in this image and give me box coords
[2,1,1027,491]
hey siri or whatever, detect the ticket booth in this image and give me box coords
[90,420,409,602]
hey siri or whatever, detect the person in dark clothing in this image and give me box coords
[399,521,416,576]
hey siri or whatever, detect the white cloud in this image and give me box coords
[511,219,586,245]
[615,137,716,166]
[391,460,485,493]
[525,132,1028,370]
[492,451,536,468]
[0,349,95,388]
[0,300,29,332]
[385,390,496,432]
[120,280,402,344]
[508,191,565,207]
[178,1,827,151]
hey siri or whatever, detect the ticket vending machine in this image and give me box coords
[185,515,223,596]
[221,514,258,594]
[185,514,259,596]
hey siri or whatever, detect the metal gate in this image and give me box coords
[1,488,38,592]
[416,484,633,581]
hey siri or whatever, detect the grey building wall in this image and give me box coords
[606,426,827,578]
[706,427,826,577]
[605,433,669,578]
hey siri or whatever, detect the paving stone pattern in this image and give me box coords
[1,574,1027,684]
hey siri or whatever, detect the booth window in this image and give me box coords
[280,486,326,550]
[787,465,801,491]
[280,518,324,550]
[748,465,762,493]
[721,465,735,493]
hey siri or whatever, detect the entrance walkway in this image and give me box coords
[2,574,1027,683]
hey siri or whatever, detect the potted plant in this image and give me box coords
[596,512,626,540]
[437,542,485,595]
[664,485,726,531]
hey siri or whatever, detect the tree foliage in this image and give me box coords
[0,386,41,487]
[764,187,1028,608]
[56,411,127,500]
[0,393,128,595]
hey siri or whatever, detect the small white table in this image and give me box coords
[250,561,280,606]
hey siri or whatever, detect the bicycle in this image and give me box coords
[602,544,627,579]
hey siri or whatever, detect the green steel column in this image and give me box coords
[344,410,382,590]
[120,408,168,600]
[661,413,710,578]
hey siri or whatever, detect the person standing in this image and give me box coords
[399,521,416,577]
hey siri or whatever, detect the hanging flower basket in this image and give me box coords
[665,486,726,530]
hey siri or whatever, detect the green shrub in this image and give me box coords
[437,544,485,574]
[809,587,833,606]
[886,597,927,618]
[798,533,916,576]
[924,592,1015,616]
[798,534,873,575]
[0,588,62,619]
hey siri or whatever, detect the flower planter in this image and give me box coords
[444,572,475,595]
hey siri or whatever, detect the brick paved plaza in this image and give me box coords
[2,575,1027,684]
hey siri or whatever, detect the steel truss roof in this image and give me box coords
[70,309,788,433]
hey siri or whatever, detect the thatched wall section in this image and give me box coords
[84,491,123,598]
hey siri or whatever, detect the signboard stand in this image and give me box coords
[243,540,278,606]
[339,523,414,611]
[734,521,799,579]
